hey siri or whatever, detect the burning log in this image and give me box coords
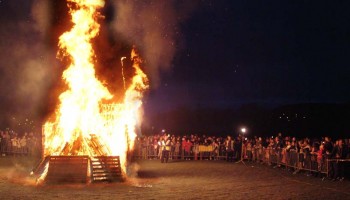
[60,133,85,156]
[88,134,108,156]
[61,142,73,155]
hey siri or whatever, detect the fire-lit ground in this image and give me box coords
[0,157,349,200]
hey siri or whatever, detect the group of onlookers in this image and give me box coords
[133,132,350,181]
[0,129,41,157]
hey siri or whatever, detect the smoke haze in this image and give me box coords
[111,0,197,87]
[0,0,56,130]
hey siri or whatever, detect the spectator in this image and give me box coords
[183,138,192,160]
[246,139,253,162]
[331,139,348,181]
[317,143,325,176]
[19,132,28,155]
[211,138,219,160]
[225,136,234,162]
[174,137,181,160]
[160,135,171,163]
[11,134,20,156]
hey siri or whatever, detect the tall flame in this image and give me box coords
[43,0,148,175]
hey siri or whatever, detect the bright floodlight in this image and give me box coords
[241,128,246,133]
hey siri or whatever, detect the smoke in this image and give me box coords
[0,156,39,186]
[111,0,197,87]
[0,0,57,129]
[31,0,51,36]
[2,163,37,186]
[126,162,153,188]
[126,162,140,178]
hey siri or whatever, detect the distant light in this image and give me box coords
[241,128,246,133]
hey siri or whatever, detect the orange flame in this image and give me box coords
[43,0,148,175]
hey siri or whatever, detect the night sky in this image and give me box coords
[0,0,350,133]
[147,0,350,113]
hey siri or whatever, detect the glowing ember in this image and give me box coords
[43,0,148,176]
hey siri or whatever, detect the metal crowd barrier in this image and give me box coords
[246,147,343,177]
[133,143,350,178]
[0,138,40,157]
[1,147,38,156]
[133,143,228,161]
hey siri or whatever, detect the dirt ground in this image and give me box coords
[0,157,349,200]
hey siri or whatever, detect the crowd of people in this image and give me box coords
[1,128,349,181]
[0,129,41,157]
[133,132,350,181]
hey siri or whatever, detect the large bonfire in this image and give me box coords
[43,0,148,175]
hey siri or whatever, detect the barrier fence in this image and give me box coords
[0,137,41,157]
[133,143,350,178]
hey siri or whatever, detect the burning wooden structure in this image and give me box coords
[33,133,124,184]
[33,132,124,184]
[35,0,148,184]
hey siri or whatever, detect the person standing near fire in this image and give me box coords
[161,135,171,163]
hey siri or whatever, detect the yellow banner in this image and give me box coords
[198,145,213,152]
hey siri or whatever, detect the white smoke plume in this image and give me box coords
[111,0,197,87]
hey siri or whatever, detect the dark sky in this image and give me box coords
[145,0,350,113]
[1,0,350,121]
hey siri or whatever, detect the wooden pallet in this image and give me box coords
[46,156,89,184]
[90,156,123,182]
